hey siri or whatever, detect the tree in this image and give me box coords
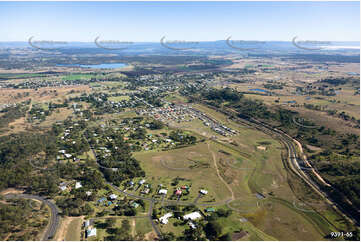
[161,232,176,241]
[106,218,116,227]
[121,220,130,231]
[149,120,164,130]
[219,233,232,241]
[205,221,222,240]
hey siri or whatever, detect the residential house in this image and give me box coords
[159,189,167,195]
[159,213,173,224]
[183,211,202,220]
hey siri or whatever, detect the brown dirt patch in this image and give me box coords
[144,231,157,240]
[0,188,25,195]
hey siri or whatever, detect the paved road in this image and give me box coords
[193,194,203,204]
[4,193,60,241]
[148,200,162,239]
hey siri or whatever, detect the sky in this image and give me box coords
[0,1,359,42]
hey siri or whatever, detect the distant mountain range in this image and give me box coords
[0,40,359,57]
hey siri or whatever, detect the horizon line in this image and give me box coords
[0,40,360,43]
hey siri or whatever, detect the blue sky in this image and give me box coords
[0,1,359,42]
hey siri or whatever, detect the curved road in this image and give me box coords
[4,193,60,241]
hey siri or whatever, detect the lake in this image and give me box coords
[249,88,269,93]
[57,63,127,69]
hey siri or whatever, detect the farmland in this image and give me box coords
[0,38,359,241]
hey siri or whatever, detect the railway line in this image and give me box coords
[223,109,358,226]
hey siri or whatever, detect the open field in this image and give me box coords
[180,103,352,239]
[134,141,232,203]
[0,85,91,104]
[54,216,83,241]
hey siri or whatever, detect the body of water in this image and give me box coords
[57,63,127,69]
[249,88,269,93]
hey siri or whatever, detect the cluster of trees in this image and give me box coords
[311,150,360,220]
[112,204,137,217]
[129,128,147,139]
[204,87,243,103]
[56,197,94,216]
[169,130,197,145]
[0,101,29,129]
[319,77,352,86]
[28,105,52,122]
[0,198,47,240]
[105,219,134,240]
[86,128,145,185]
[234,98,271,119]
[0,131,58,192]
[136,91,164,107]
[263,83,283,90]
[148,120,164,130]
[157,206,233,240]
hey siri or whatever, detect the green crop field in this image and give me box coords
[62,74,96,81]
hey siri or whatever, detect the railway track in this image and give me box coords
[218,107,358,226]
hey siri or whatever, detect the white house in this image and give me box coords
[86,227,97,237]
[84,220,90,227]
[159,213,173,224]
[75,182,82,189]
[60,185,67,191]
[109,194,118,200]
[183,211,202,220]
[159,189,168,195]
[200,189,208,195]
[188,221,197,229]
[64,153,72,159]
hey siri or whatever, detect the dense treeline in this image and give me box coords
[204,87,243,103]
[0,131,58,192]
[318,77,358,86]
[0,198,47,240]
[56,197,94,216]
[311,151,360,219]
